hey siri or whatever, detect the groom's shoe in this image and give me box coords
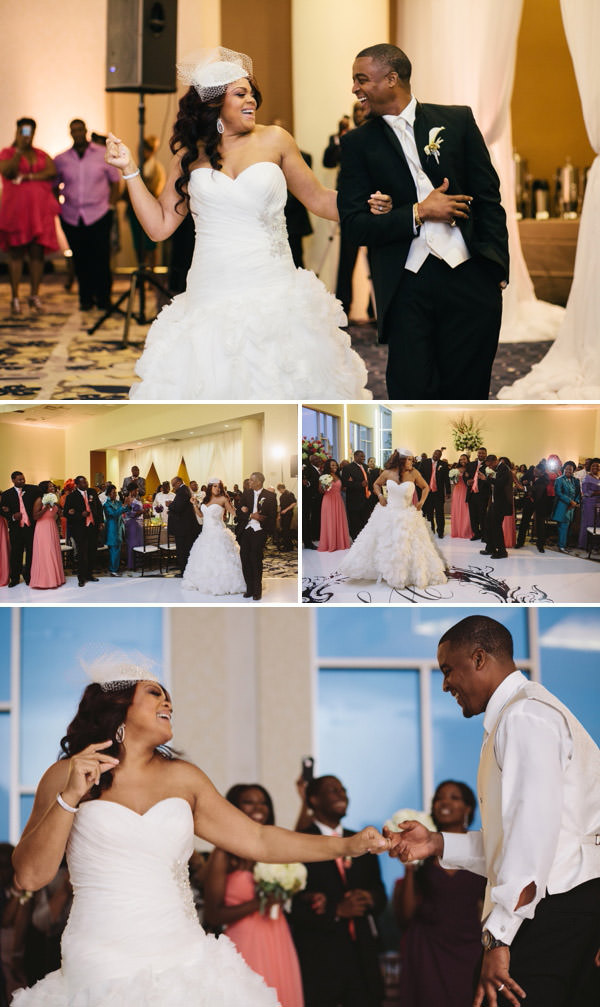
[243,590,253,598]
[491,551,508,559]
[253,591,262,601]
[480,549,493,555]
[470,535,480,541]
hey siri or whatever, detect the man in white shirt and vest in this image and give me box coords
[338,44,509,400]
[391,614,600,1007]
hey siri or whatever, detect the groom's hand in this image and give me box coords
[419,178,472,225]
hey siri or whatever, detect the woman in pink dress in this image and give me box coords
[318,459,350,552]
[204,783,304,1007]
[0,118,58,314]
[0,514,9,586]
[30,481,66,590]
[449,454,472,539]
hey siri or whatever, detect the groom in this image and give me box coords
[338,43,509,400]
[239,472,277,600]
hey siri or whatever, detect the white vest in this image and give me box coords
[478,679,600,919]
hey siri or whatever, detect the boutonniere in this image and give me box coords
[424,126,445,164]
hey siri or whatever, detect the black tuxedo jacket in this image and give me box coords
[290,824,385,1002]
[167,484,198,539]
[367,467,381,491]
[338,103,509,343]
[490,462,514,517]
[341,462,369,511]
[302,463,320,501]
[64,488,103,528]
[465,460,492,504]
[418,458,450,496]
[285,151,313,238]
[239,488,277,536]
[1,484,41,524]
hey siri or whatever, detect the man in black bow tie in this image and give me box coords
[338,43,509,400]
[239,472,277,601]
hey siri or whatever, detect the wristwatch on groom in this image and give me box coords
[481,928,508,951]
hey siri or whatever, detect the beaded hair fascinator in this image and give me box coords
[80,649,160,692]
[396,447,414,457]
[177,47,253,100]
[207,477,221,485]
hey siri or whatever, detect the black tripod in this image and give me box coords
[87,92,172,342]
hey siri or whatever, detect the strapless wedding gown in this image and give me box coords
[339,480,448,589]
[182,503,246,595]
[12,798,279,1006]
[129,162,370,400]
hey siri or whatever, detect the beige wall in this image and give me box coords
[170,608,313,842]
[0,425,65,486]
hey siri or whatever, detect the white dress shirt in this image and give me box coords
[383,96,470,273]
[440,670,594,944]
[248,489,261,532]
[313,820,343,838]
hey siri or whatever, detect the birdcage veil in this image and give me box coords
[177,47,253,101]
[80,647,161,692]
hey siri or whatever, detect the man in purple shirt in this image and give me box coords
[54,119,120,311]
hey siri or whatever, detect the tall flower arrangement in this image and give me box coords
[450,416,484,453]
[302,437,331,463]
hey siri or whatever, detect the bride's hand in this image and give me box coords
[345,826,391,857]
[368,191,393,215]
[61,741,119,807]
[105,132,136,175]
[377,496,387,507]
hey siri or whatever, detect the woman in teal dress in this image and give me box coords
[103,485,125,575]
[552,461,581,552]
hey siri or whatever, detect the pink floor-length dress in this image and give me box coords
[30,506,66,589]
[0,516,9,586]
[225,870,304,1007]
[450,478,472,538]
[318,479,350,552]
[502,508,516,548]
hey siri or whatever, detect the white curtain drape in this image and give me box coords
[499,0,600,396]
[394,0,563,342]
[119,431,242,491]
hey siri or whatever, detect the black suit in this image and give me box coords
[239,487,277,597]
[1,484,41,584]
[338,103,509,399]
[367,466,381,512]
[485,462,514,556]
[302,463,321,546]
[418,458,450,536]
[517,471,549,548]
[285,151,313,268]
[291,824,386,1007]
[465,460,492,539]
[167,484,200,574]
[64,488,103,584]
[278,490,296,550]
[341,462,370,540]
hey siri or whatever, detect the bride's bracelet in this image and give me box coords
[122,168,140,180]
[56,792,79,814]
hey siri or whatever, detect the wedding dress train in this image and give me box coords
[182,504,246,595]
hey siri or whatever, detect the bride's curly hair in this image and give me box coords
[171,80,263,214]
[59,683,173,797]
[206,480,225,500]
[384,450,411,475]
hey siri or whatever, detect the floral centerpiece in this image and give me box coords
[41,492,58,507]
[449,416,484,453]
[384,808,436,867]
[253,861,307,919]
[302,436,331,463]
[319,473,333,491]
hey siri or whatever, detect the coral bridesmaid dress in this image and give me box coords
[30,506,65,589]
[318,479,350,552]
[450,478,472,538]
[0,516,9,586]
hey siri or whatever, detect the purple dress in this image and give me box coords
[123,499,143,569]
[396,858,485,1007]
[578,474,600,547]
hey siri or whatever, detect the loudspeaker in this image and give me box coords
[106,0,177,93]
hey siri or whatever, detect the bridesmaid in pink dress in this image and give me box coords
[450,454,472,539]
[318,459,350,552]
[30,481,66,590]
[0,515,9,586]
[204,784,304,1007]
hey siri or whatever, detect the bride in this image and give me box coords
[11,655,392,1005]
[183,478,246,595]
[339,448,448,590]
[105,47,392,401]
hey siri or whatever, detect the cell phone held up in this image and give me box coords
[301,756,314,783]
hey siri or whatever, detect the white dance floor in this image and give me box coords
[302,537,600,605]
[1,571,298,606]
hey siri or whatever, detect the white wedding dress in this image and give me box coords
[182,504,246,595]
[129,162,370,400]
[339,480,448,589]
[12,798,279,1006]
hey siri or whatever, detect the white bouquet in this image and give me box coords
[448,468,460,486]
[383,808,436,866]
[319,473,333,491]
[41,493,58,506]
[484,467,496,479]
[253,861,307,919]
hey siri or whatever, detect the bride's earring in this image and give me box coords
[115,723,125,744]
[216,117,225,135]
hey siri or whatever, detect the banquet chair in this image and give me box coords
[159,531,178,574]
[586,505,600,559]
[132,522,162,575]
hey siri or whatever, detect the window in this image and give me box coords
[378,406,393,465]
[349,421,372,458]
[302,407,339,459]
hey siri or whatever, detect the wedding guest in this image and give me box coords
[204,784,304,1007]
[578,458,600,548]
[97,482,108,506]
[291,775,386,1007]
[552,461,581,553]
[123,135,166,268]
[64,476,103,587]
[318,460,350,552]
[53,119,120,312]
[277,484,297,552]
[59,479,75,540]
[30,481,65,590]
[465,448,490,541]
[302,455,322,548]
[480,455,512,560]
[120,467,146,497]
[0,472,42,587]
[0,512,9,587]
[366,458,381,513]
[450,453,472,538]
[123,485,144,573]
[393,780,485,1007]
[574,458,592,483]
[0,118,58,314]
[153,481,174,523]
[103,485,126,576]
[516,464,549,553]
[395,615,600,1007]
[341,450,370,541]
[419,449,450,539]
[501,459,518,549]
